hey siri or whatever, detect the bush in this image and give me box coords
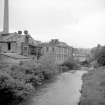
[0,65,35,105]
[80,60,90,67]
[38,54,58,80]
[59,66,69,72]
[92,46,105,66]
[61,57,80,71]
[97,53,105,66]
[0,55,59,105]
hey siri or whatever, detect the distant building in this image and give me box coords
[0,0,73,64]
[0,0,41,64]
[73,48,91,62]
[0,31,42,64]
[0,31,41,55]
[40,39,73,64]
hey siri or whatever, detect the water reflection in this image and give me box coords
[30,71,87,105]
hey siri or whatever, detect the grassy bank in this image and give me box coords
[79,66,105,105]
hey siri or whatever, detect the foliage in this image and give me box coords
[80,60,90,67]
[0,64,36,105]
[97,47,105,66]
[0,55,59,105]
[38,54,58,80]
[60,57,80,72]
[91,46,105,66]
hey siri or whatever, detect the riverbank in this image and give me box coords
[21,75,58,105]
[0,60,59,105]
[25,70,85,105]
[79,66,105,105]
[0,55,80,105]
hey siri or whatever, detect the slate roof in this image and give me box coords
[39,40,72,48]
[0,32,41,46]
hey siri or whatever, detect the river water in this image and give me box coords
[29,70,87,105]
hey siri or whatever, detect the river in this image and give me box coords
[27,70,87,105]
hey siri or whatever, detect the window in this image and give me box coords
[46,47,49,52]
[8,42,11,50]
[23,47,28,52]
[52,47,55,52]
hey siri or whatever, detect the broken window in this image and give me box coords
[8,42,11,50]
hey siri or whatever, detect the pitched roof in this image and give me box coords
[0,32,41,46]
[39,40,72,48]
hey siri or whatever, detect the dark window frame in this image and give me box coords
[8,42,11,50]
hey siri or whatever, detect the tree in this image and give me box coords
[91,46,105,66]
[38,54,58,80]
[97,47,105,66]
[61,57,80,71]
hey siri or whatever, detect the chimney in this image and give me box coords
[3,0,9,34]
[18,31,22,35]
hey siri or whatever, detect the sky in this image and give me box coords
[0,0,105,48]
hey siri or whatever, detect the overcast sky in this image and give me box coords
[0,0,105,48]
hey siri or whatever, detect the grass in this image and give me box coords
[79,66,105,105]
